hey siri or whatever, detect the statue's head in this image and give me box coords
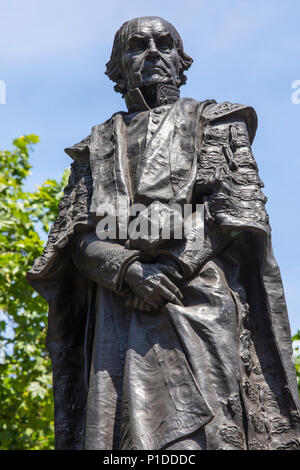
[106,16,193,96]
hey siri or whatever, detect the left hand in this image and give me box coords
[125,256,183,311]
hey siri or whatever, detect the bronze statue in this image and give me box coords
[27,16,300,450]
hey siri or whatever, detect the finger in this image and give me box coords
[157,263,182,280]
[160,275,183,300]
[138,298,154,311]
[143,294,167,310]
[163,268,182,281]
[137,298,145,310]
[135,296,156,311]
[125,295,133,307]
[142,302,153,312]
[136,298,147,311]
[132,296,141,309]
[133,296,152,311]
[143,295,161,310]
[159,287,184,306]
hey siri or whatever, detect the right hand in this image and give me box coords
[125,261,183,310]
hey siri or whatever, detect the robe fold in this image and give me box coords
[27,97,300,450]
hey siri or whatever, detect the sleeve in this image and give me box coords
[196,103,270,234]
[71,232,140,294]
[27,136,94,285]
[25,134,140,449]
[27,134,140,297]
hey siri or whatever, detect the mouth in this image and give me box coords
[142,67,166,78]
[143,65,166,74]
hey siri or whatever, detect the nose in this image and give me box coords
[146,38,159,59]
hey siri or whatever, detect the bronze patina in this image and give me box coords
[27,17,300,450]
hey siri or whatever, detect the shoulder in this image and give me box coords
[64,112,122,160]
[202,100,258,144]
[64,134,91,160]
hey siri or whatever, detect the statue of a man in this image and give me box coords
[27,16,300,450]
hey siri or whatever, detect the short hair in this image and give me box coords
[105,17,193,96]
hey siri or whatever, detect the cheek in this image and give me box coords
[169,51,180,70]
[122,54,143,75]
[161,51,180,73]
[121,54,131,74]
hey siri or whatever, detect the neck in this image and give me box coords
[125,83,180,113]
[139,85,159,108]
[139,83,180,109]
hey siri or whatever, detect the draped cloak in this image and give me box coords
[27,95,300,450]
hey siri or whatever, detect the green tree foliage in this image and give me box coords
[292,331,300,395]
[0,135,69,449]
[0,135,299,450]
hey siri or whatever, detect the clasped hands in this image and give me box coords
[124,257,183,312]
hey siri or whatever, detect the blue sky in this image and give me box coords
[0,0,299,332]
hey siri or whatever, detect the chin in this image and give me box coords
[140,77,173,88]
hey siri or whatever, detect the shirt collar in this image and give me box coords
[125,84,180,113]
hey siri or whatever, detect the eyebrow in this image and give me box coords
[127,32,173,42]
[127,34,148,41]
[154,32,172,39]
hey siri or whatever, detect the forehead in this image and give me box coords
[123,17,173,39]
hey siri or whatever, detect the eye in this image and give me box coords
[156,36,173,52]
[126,37,147,54]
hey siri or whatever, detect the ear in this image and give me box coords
[118,77,127,91]
[114,70,128,95]
[175,68,181,87]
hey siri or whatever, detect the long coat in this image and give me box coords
[27,97,300,450]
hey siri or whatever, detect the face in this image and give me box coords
[121,17,181,92]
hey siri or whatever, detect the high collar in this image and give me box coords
[125,84,180,113]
